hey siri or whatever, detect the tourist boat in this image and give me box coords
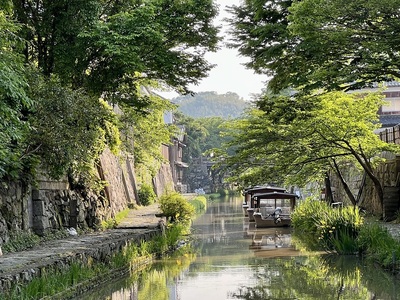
[252,191,298,228]
[242,186,287,221]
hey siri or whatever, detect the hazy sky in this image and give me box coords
[186,0,268,100]
[160,0,268,101]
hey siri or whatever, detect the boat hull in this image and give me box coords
[247,208,255,222]
[242,204,249,216]
[253,213,291,228]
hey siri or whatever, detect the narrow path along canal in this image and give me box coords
[77,196,400,300]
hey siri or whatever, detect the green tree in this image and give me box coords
[1,0,220,183]
[226,0,294,93]
[217,91,398,208]
[119,90,177,177]
[173,91,249,118]
[12,0,220,100]
[27,76,120,186]
[0,11,34,180]
[227,0,400,93]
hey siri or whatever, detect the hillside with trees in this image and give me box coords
[172,91,249,118]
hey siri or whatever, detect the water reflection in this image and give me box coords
[77,196,400,300]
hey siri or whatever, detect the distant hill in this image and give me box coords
[172,91,249,119]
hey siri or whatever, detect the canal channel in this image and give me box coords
[77,196,400,299]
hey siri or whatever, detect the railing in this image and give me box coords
[379,124,400,144]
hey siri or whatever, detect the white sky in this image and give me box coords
[188,0,267,100]
[160,0,268,101]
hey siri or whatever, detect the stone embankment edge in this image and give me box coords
[0,228,162,295]
[43,256,153,300]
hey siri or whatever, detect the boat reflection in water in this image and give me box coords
[245,221,299,258]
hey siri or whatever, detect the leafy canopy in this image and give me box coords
[217,91,397,190]
[227,0,400,93]
[0,11,33,180]
[0,0,220,183]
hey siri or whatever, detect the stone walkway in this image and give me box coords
[0,203,163,291]
[381,222,400,240]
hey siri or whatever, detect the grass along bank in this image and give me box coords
[1,191,200,299]
[291,197,400,272]
[1,223,191,300]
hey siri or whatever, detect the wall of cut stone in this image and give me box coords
[329,153,400,216]
[153,163,175,197]
[0,182,30,244]
[0,148,154,241]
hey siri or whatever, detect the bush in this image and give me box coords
[190,195,207,214]
[217,188,228,196]
[138,183,156,206]
[159,192,195,226]
[208,193,220,200]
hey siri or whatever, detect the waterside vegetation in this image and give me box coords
[292,198,400,272]
[1,224,192,300]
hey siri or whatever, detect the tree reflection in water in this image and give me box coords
[229,254,398,300]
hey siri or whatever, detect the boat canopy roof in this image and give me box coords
[252,191,298,200]
[245,186,287,195]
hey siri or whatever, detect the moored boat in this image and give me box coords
[242,185,287,218]
[252,191,298,228]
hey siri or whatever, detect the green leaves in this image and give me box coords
[79,0,219,96]
[28,76,120,182]
[228,0,400,93]
[0,12,33,180]
[218,90,398,191]
[0,0,220,184]
[119,91,177,176]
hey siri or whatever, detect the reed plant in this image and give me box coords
[149,223,189,256]
[293,199,400,271]
[357,223,400,269]
[3,262,107,300]
[292,197,363,254]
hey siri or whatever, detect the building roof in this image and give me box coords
[379,115,400,128]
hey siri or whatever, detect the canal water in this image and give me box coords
[78,196,400,299]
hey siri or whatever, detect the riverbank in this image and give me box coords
[0,203,164,294]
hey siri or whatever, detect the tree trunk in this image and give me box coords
[324,172,334,204]
[332,159,357,206]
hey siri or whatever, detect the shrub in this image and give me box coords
[138,183,157,206]
[190,195,207,214]
[217,188,228,196]
[208,193,220,200]
[159,192,195,226]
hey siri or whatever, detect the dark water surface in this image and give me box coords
[78,196,400,299]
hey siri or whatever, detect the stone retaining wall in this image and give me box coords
[330,153,400,216]
[0,146,173,241]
